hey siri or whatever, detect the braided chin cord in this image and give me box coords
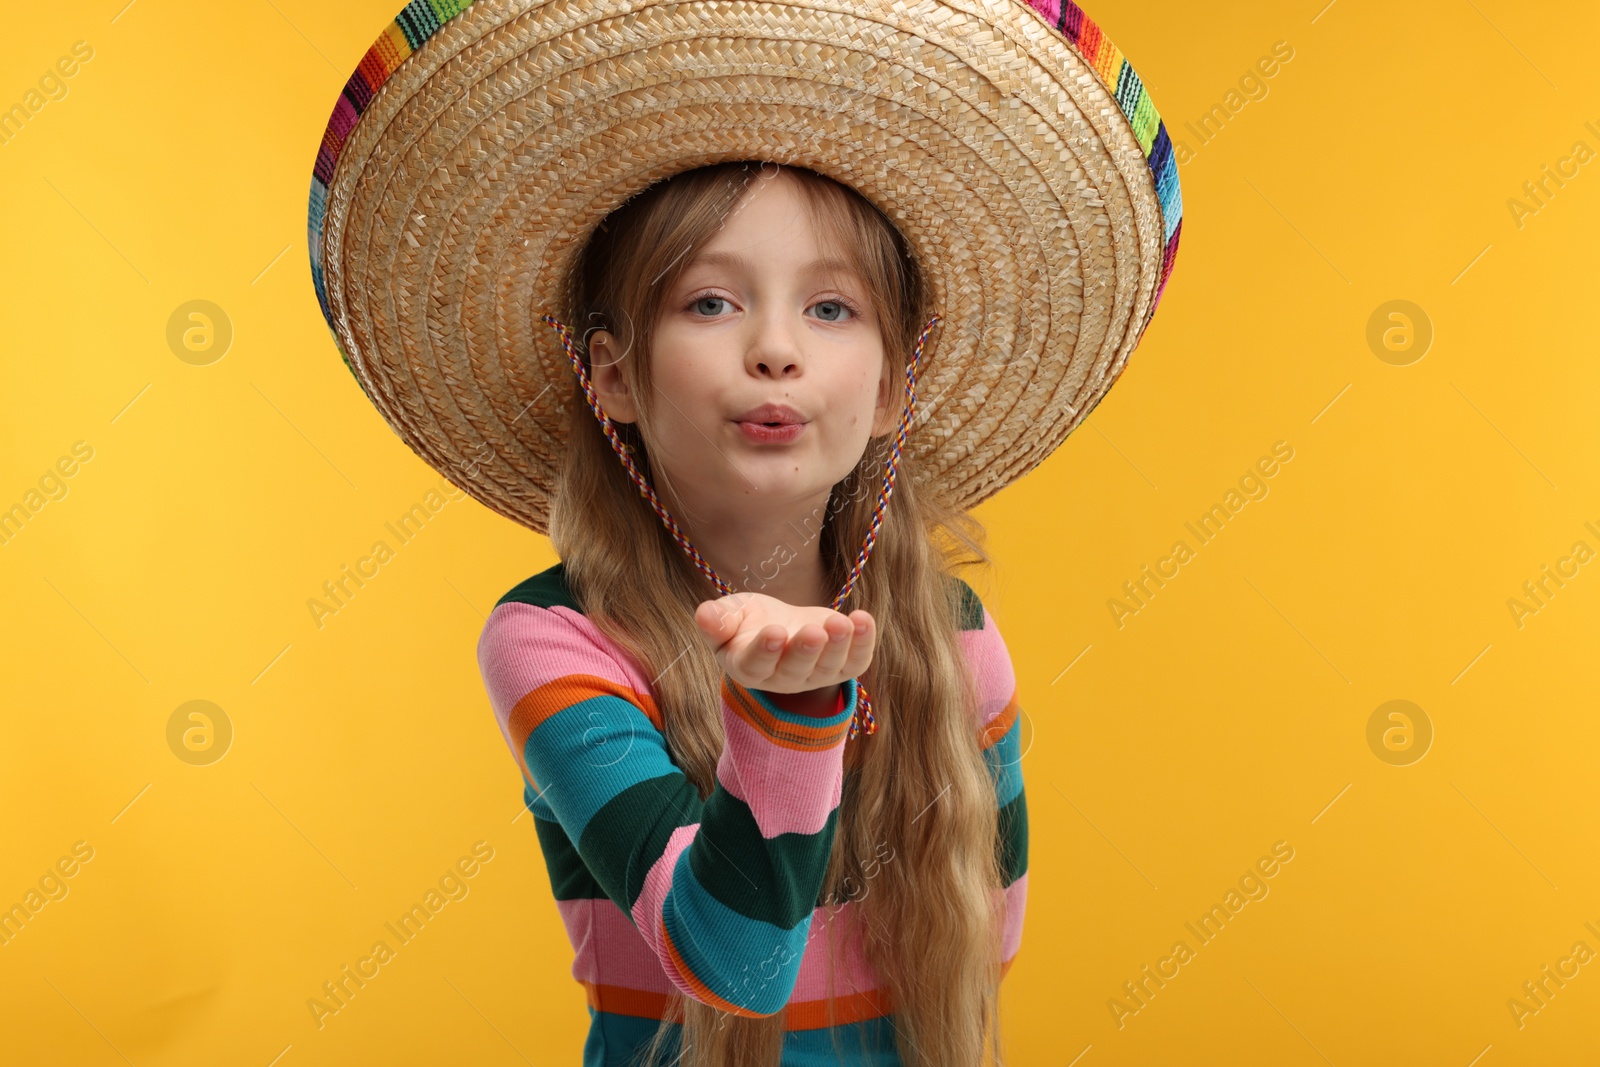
[539,312,941,742]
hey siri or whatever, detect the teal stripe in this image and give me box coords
[737,675,857,735]
[394,0,443,48]
[983,715,1024,808]
[1162,178,1184,242]
[662,848,813,1014]
[581,1009,903,1066]
[521,779,555,822]
[525,692,681,840]
[783,1014,902,1064]
[584,1007,679,1067]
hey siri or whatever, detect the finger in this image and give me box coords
[694,599,742,648]
[809,613,855,680]
[733,623,790,684]
[699,592,762,647]
[771,622,829,689]
[839,611,876,678]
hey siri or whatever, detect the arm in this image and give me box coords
[477,600,858,1017]
[953,580,1029,973]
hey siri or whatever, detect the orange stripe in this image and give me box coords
[979,691,1021,750]
[355,48,390,94]
[577,952,1019,1028]
[782,987,894,1029]
[581,981,683,1022]
[722,678,851,752]
[577,981,892,1029]
[660,919,771,1018]
[1077,19,1104,71]
[506,674,663,784]
[375,24,412,74]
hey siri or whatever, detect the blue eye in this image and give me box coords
[682,292,863,320]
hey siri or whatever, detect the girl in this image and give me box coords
[477,161,1027,1066]
[306,2,1182,1064]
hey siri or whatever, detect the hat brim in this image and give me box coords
[310,0,1183,535]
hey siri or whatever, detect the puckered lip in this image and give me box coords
[732,402,807,425]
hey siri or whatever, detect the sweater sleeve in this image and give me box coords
[954,581,1030,973]
[477,599,858,1017]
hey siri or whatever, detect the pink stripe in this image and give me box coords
[1025,0,1062,24]
[556,897,674,991]
[959,607,1018,730]
[790,875,1027,1001]
[327,95,358,147]
[716,708,845,838]
[477,602,645,728]
[554,878,1024,1001]
[791,901,883,1000]
[1000,872,1028,961]
[629,823,701,995]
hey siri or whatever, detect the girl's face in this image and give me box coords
[589,170,900,519]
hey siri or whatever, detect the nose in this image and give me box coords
[744,305,806,379]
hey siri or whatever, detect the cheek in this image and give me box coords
[644,355,722,452]
[833,384,880,441]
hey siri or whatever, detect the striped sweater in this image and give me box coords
[476,563,1029,1066]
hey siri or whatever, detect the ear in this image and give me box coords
[868,352,901,437]
[587,329,639,424]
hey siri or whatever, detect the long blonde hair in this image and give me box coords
[546,161,1010,1067]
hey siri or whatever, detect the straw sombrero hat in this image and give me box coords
[307,0,1183,540]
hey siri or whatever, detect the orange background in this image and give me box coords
[2,1,1598,1064]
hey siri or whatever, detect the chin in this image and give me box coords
[737,462,838,502]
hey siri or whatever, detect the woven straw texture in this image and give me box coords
[308,0,1184,535]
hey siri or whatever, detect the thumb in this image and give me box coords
[694,597,743,647]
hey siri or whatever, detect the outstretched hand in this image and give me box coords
[693,591,876,697]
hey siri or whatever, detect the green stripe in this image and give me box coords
[540,783,1023,902]
[496,561,582,611]
[533,814,606,901]
[559,768,840,929]
[688,792,840,929]
[998,787,1028,885]
[577,772,705,912]
[393,3,435,49]
[427,0,473,21]
[948,576,985,631]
